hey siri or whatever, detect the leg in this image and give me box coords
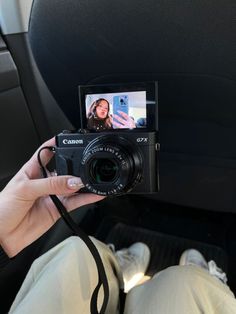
[124,265,236,314]
[9,236,123,314]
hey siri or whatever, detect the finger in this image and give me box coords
[112,120,125,128]
[117,111,135,128]
[24,176,84,199]
[117,110,129,119]
[113,114,127,125]
[63,193,105,211]
[129,119,136,128]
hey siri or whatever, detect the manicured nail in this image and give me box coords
[67,177,84,189]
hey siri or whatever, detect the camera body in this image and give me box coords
[55,130,159,195]
[55,82,159,196]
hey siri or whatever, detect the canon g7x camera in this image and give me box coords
[55,82,159,196]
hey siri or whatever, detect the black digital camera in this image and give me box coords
[55,82,159,196]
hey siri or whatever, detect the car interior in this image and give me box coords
[1,0,236,311]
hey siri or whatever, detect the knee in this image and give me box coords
[156,265,204,291]
[162,264,200,277]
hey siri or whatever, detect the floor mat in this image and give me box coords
[105,223,228,276]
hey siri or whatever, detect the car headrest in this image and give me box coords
[29,0,236,128]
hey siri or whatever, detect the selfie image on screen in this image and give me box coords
[85,91,147,131]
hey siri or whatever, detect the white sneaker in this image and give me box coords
[179,249,228,284]
[208,260,228,284]
[111,242,150,293]
[179,248,208,270]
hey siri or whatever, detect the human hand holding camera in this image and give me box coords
[112,111,136,129]
[0,138,104,257]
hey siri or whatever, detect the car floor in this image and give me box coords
[79,196,236,295]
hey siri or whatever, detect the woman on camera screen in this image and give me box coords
[87,98,136,131]
[87,98,113,131]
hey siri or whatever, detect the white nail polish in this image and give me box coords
[67,177,84,189]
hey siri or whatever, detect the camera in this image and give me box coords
[55,82,159,196]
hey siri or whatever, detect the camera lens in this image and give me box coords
[80,135,143,195]
[90,158,119,183]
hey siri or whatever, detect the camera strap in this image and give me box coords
[50,195,109,314]
[37,147,109,314]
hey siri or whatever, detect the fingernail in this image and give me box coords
[67,177,84,189]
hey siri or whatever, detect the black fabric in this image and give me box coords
[28,0,236,213]
[0,247,10,269]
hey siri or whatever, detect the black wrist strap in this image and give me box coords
[50,195,109,314]
[37,147,109,314]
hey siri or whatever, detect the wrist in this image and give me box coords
[0,236,19,258]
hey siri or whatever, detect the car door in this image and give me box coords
[0,32,40,189]
[0,0,73,189]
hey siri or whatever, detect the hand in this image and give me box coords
[0,138,104,257]
[112,111,136,129]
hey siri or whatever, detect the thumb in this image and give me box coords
[28,176,84,198]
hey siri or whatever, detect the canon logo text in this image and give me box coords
[62,139,83,145]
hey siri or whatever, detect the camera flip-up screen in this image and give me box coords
[79,82,158,132]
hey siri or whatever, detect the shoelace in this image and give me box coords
[107,244,137,268]
[115,249,137,268]
[208,260,228,284]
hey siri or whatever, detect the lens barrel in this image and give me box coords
[80,135,142,195]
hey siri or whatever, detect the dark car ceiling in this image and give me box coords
[28,0,236,213]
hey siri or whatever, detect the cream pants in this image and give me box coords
[9,237,236,314]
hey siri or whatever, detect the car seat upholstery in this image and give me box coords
[29,0,236,212]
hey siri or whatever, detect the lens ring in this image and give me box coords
[82,145,130,189]
[80,135,143,195]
